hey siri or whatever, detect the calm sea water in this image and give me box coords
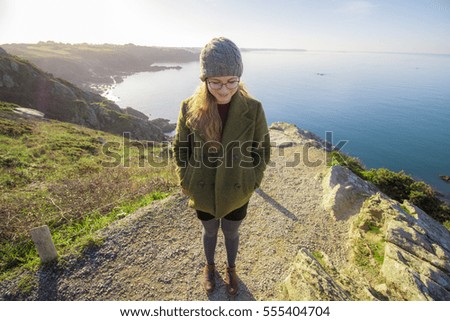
[110,51,450,199]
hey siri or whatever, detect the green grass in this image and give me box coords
[444,221,450,230]
[0,103,178,280]
[351,199,387,279]
[0,102,22,112]
[354,238,385,274]
[0,190,169,282]
[367,222,381,234]
[400,205,416,217]
[311,250,327,268]
[365,226,385,266]
[25,46,71,57]
[20,43,115,59]
[353,214,386,275]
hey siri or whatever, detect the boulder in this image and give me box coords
[322,165,378,220]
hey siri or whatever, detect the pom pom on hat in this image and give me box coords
[199,37,243,81]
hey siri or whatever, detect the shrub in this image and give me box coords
[361,169,414,201]
[327,150,365,176]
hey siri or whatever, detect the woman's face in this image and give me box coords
[206,76,240,104]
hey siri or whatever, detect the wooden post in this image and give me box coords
[30,225,58,263]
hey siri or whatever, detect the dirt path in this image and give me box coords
[1,127,351,301]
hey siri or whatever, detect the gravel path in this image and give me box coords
[1,129,351,301]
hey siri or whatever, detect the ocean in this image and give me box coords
[108,50,450,200]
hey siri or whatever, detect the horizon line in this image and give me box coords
[1,41,449,56]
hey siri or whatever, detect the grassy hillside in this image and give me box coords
[0,102,178,280]
[2,42,199,91]
[0,49,166,141]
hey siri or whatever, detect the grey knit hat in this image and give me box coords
[199,37,243,81]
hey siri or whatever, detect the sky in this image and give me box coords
[0,0,449,54]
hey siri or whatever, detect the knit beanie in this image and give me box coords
[199,37,243,81]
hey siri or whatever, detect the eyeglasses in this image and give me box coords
[207,79,240,90]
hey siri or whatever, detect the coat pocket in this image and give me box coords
[241,167,257,194]
[180,163,193,191]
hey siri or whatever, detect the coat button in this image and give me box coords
[198,180,205,188]
[234,183,241,189]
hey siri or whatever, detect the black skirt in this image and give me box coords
[196,202,249,221]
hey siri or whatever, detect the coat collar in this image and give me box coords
[220,92,254,146]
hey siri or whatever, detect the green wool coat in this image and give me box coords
[173,92,271,219]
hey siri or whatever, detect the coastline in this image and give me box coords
[96,76,121,102]
[96,74,177,134]
[95,65,184,100]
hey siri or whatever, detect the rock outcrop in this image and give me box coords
[322,165,379,220]
[0,48,165,141]
[124,107,149,120]
[380,198,450,300]
[151,118,177,133]
[269,122,332,150]
[281,248,350,300]
[275,122,450,300]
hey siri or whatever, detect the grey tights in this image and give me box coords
[201,218,243,268]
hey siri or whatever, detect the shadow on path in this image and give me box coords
[255,189,299,222]
[37,262,60,300]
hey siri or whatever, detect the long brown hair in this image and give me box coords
[186,82,251,142]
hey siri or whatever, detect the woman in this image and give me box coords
[173,37,270,296]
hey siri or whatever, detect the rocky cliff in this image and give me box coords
[0,48,166,141]
[273,123,450,300]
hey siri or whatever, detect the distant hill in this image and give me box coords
[0,47,169,141]
[1,42,199,92]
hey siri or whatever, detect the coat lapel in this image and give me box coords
[220,92,254,147]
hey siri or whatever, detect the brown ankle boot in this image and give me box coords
[203,264,216,293]
[225,266,238,296]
